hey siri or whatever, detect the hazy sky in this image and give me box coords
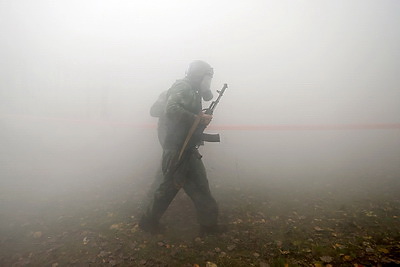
[1,0,399,125]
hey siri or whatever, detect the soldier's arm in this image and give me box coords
[165,84,196,124]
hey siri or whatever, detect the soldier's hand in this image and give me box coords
[200,113,213,126]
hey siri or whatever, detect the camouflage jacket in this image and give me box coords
[163,78,202,150]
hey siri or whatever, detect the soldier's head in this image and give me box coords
[186,60,214,101]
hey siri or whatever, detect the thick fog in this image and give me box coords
[1,1,400,264]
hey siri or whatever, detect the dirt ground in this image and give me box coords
[1,173,399,267]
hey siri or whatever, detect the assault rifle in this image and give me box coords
[177,83,228,161]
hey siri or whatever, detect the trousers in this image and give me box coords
[142,148,218,227]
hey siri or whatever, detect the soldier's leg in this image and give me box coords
[140,151,180,232]
[140,163,163,212]
[148,175,179,221]
[183,151,218,227]
[146,164,164,200]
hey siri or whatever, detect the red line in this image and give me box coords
[208,124,400,131]
[2,115,400,131]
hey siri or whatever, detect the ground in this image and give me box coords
[1,174,399,267]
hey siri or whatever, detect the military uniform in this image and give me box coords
[150,91,168,148]
[140,78,219,231]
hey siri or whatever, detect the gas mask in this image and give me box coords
[200,75,213,101]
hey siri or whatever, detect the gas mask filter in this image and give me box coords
[200,75,213,101]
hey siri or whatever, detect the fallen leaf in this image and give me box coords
[334,243,346,249]
[292,240,301,246]
[365,211,377,217]
[320,256,333,263]
[131,226,138,233]
[279,250,290,255]
[378,247,389,254]
[227,245,236,251]
[343,255,352,261]
[110,223,123,230]
[98,251,108,257]
[33,231,42,239]
[365,247,374,253]
[206,262,217,267]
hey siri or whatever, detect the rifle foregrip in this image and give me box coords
[202,133,220,142]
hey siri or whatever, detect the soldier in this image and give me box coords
[140,60,225,236]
